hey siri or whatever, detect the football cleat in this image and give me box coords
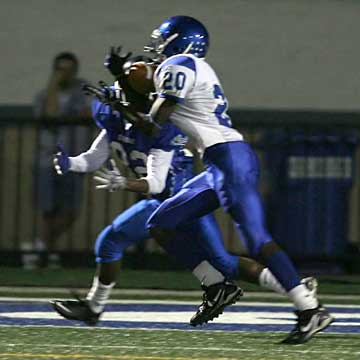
[281,305,334,344]
[190,280,243,327]
[50,298,102,326]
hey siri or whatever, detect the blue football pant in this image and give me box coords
[148,141,301,291]
[94,199,239,279]
[147,142,273,258]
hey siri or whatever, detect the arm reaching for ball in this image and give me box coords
[93,148,174,195]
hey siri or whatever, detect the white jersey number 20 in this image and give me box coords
[163,71,186,91]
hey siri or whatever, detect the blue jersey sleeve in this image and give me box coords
[91,98,124,142]
[91,98,112,129]
[151,123,188,152]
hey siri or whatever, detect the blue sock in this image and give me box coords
[264,250,300,291]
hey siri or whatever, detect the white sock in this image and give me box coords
[86,276,115,313]
[288,284,319,311]
[192,260,225,287]
[259,268,286,294]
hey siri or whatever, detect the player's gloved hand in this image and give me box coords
[53,144,70,175]
[93,159,127,192]
[83,81,121,104]
[104,46,132,78]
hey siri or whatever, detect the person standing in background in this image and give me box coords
[33,52,91,268]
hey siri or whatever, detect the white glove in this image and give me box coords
[93,159,127,192]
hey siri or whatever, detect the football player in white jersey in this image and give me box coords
[134,16,334,344]
[50,56,297,327]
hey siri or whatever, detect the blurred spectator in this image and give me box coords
[33,52,91,268]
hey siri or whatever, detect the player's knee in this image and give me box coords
[94,225,123,263]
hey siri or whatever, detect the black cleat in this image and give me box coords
[50,298,102,326]
[190,281,243,327]
[281,305,334,344]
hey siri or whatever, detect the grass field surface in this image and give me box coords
[0,268,360,359]
[0,298,359,360]
[0,326,359,360]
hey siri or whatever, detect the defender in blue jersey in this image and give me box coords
[50,95,248,325]
[135,16,335,343]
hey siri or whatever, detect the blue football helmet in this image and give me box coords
[144,16,209,62]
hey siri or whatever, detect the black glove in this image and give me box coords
[104,46,132,78]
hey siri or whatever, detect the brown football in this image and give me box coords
[127,62,155,95]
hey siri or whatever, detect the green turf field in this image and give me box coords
[1,268,360,359]
[0,326,358,360]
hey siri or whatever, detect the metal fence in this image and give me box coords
[0,111,360,266]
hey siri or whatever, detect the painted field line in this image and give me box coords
[2,309,359,325]
[2,343,360,355]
